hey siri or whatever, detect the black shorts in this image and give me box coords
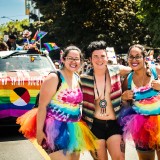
[136,145,154,152]
[91,118,122,140]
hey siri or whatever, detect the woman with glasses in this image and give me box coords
[80,41,131,160]
[120,44,160,160]
[17,45,97,160]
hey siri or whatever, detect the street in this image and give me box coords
[0,126,158,160]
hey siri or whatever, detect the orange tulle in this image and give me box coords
[17,108,98,153]
[16,108,37,139]
[79,121,98,151]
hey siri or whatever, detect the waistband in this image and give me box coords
[93,117,117,124]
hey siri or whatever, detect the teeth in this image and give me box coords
[132,64,138,66]
[70,65,76,68]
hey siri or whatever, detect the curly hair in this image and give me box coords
[87,40,107,57]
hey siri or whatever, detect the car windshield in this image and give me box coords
[0,55,54,72]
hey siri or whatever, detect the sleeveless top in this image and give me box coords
[128,67,160,115]
[47,72,83,122]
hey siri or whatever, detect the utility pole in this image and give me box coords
[38,9,41,50]
[1,16,15,22]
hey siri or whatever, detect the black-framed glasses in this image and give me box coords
[128,55,143,61]
[65,57,81,62]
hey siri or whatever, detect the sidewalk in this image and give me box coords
[80,141,158,160]
[33,140,158,160]
[80,142,138,160]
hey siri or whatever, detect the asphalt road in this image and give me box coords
[0,126,158,160]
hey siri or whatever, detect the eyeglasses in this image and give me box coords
[65,57,81,62]
[128,55,143,61]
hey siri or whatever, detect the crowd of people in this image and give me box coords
[8,39,160,160]
[0,30,39,51]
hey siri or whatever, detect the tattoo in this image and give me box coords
[120,139,125,153]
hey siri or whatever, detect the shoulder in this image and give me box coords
[43,71,59,84]
[80,71,94,87]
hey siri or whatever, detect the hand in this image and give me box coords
[151,80,160,91]
[36,130,47,146]
[122,90,134,101]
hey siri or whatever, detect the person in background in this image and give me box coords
[17,45,97,160]
[0,41,9,51]
[22,29,32,45]
[6,34,17,50]
[120,44,160,160]
[54,61,60,69]
[22,30,40,51]
[80,40,131,160]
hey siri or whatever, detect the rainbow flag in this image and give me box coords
[43,42,59,51]
[37,31,47,41]
[0,71,48,118]
[30,31,47,43]
[30,31,38,44]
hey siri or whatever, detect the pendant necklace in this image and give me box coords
[94,71,107,116]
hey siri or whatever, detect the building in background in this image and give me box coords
[25,0,41,23]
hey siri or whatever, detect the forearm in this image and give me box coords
[37,105,47,132]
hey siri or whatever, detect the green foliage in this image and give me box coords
[0,19,30,41]
[1,0,151,54]
[136,0,160,47]
[1,0,153,53]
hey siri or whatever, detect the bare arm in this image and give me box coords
[156,65,160,79]
[119,65,132,77]
[121,76,134,104]
[36,73,59,144]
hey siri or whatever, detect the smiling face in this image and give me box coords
[62,50,81,72]
[128,47,145,71]
[90,49,108,70]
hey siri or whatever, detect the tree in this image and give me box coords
[136,0,160,47]
[32,0,152,54]
[0,19,30,41]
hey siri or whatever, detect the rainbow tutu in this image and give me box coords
[120,107,160,150]
[17,108,97,154]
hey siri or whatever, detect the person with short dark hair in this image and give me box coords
[6,34,17,50]
[80,40,131,160]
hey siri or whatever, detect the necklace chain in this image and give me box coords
[94,72,106,100]
[94,70,107,116]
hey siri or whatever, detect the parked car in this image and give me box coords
[0,50,56,125]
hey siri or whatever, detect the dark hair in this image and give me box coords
[128,44,147,57]
[128,44,151,77]
[87,40,107,57]
[60,45,83,68]
[9,34,17,39]
[61,45,83,59]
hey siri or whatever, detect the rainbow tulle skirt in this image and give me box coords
[17,108,97,154]
[119,107,160,150]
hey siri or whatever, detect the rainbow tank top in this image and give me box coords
[47,72,83,122]
[131,76,160,115]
